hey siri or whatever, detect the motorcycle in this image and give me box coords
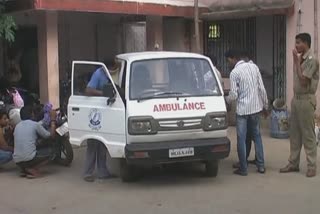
[51,108,73,166]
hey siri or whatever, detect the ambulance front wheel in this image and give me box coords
[120,160,140,182]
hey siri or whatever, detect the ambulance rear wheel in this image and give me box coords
[205,160,219,177]
[120,160,139,182]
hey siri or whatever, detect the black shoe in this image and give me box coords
[84,175,95,182]
[98,175,117,180]
[257,167,266,174]
[233,169,248,176]
[232,162,240,169]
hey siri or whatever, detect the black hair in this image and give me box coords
[0,109,8,120]
[20,106,34,121]
[225,49,242,59]
[240,50,250,59]
[33,104,44,122]
[205,55,218,66]
[296,33,311,48]
[103,59,116,68]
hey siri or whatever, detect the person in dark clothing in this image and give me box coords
[0,110,13,166]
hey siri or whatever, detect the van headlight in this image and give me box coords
[203,113,227,131]
[128,116,158,135]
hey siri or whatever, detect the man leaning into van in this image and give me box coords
[83,63,114,182]
[224,49,268,176]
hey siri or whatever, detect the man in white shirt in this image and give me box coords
[225,49,268,176]
[232,51,258,169]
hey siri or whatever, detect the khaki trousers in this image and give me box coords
[289,95,317,170]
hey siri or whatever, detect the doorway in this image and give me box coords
[3,27,39,93]
[122,22,146,52]
[205,15,286,101]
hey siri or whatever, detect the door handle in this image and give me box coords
[72,107,80,111]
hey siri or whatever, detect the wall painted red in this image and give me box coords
[34,0,208,17]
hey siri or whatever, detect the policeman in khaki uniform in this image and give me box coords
[280,33,319,177]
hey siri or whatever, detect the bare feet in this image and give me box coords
[25,168,42,179]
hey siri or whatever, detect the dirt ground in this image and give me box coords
[0,127,320,214]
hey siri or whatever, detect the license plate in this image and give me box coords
[169,147,194,158]
[56,122,69,136]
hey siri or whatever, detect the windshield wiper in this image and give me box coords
[153,91,184,97]
[137,91,184,102]
[137,95,156,102]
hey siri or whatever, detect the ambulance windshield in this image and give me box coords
[130,58,221,100]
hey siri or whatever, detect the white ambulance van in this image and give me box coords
[68,52,230,182]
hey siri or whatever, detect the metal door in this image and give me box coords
[273,15,286,100]
[68,61,126,158]
[123,22,146,52]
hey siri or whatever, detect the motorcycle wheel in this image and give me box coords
[54,136,74,166]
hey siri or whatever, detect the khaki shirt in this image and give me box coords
[110,68,120,85]
[294,50,320,95]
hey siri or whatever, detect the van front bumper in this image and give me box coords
[125,137,230,165]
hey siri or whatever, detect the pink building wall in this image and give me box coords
[286,0,320,113]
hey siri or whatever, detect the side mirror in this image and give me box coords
[103,83,116,105]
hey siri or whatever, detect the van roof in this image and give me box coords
[116,51,208,62]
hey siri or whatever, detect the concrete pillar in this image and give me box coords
[146,16,163,51]
[38,11,60,107]
[191,20,204,54]
[317,0,320,115]
[286,0,315,112]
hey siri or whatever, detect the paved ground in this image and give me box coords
[1,127,320,214]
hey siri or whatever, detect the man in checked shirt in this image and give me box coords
[225,49,269,176]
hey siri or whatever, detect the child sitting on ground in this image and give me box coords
[0,110,14,167]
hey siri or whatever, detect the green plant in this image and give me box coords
[0,0,17,42]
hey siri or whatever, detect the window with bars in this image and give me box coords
[205,18,256,78]
[208,24,221,40]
